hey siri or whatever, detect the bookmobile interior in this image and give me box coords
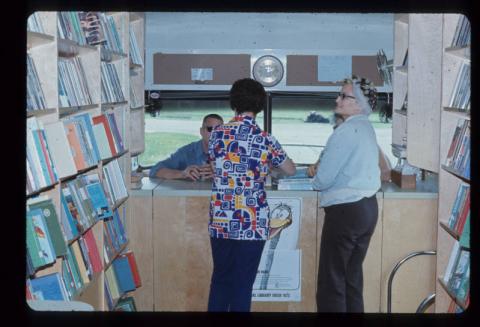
[26,11,470,315]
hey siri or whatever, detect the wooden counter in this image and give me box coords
[129,175,438,312]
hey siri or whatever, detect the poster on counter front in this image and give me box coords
[252,197,302,302]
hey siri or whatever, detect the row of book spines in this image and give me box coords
[27,127,58,193]
[104,251,142,310]
[451,15,470,48]
[27,54,47,111]
[102,159,129,205]
[27,111,125,194]
[441,241,470,305]
[27,12,45,34]
[129,26,143,67]
[444,118,470,179]
[58,56,93,108]
[101,62,126,104]
[60,172,112,240]
[103,209,129,264]
[27,179,124,273]
[448,62,470,111]
[57,12,124,52]
[446,183,470,243]
[27,230,102,301]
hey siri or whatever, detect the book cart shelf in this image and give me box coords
[26,11,145,311]
[435,14,470,313]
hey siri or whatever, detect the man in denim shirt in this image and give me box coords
[148,114,223,181]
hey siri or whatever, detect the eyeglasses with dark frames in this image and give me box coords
[205,126,218,132]
[338,92,356,100]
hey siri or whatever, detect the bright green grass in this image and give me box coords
[138,132,198,166]
[147,107,391,128]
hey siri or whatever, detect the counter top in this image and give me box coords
[133,174,438,199]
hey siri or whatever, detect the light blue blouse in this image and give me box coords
[312,114,381,207]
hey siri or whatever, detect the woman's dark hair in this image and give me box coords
[229,78,267,115]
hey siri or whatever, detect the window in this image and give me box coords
[139,93,263,167]
[139,91,392,169]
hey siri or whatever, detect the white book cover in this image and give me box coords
[43,121,77,178]
[26,117,47,188]
[92,123,112,160]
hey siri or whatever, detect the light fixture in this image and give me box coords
[252,55,284,87]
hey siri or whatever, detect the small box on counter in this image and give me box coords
[391,169,416,189]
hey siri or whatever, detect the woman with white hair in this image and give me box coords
[312,76,381,312]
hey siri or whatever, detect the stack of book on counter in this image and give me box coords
[275,166,313,190]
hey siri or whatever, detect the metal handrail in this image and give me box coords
[387,250,437,313]
[416,293,436,313]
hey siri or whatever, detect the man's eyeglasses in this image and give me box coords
[338,93,356,100]
[205,126,218,132]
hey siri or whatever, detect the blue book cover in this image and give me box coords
[85,182,113,220]
[60,191,80,240]
[75,113,101,163]
[29,272,68,301]
[32,129,52,186]
[112,209,127,245]
[106,112,124,152]
[112,256,136,294]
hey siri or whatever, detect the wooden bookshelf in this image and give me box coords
[25,11,145,311]
[441,165,470,183]
[435,13,471,313]
[439,221,460,241]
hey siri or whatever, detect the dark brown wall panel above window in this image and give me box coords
[153,53,251,85]
[286,55,383,87]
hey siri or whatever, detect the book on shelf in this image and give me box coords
[442,241,460,285]
[451,15,471,48]
[78,11,106,46]
[58,57,93,107]
[446,248,469,301]
[106,111,125,152]
[64,121,88,171]
[447,183,469,230]
[65,245,84,293]
[83,228,104,274]
[70,240,91,285]
[447,299,464,313]
[129,25,143,66]
[99,13,124,54]
[121,251,141,288]
[101,62,125,103]
[105,265,121,303]
[448,62,470,111]
[27,196,68,257]
[112,255,137,294]
[102,159,128,204]
[458,213,470,249]
[43,121,78,179]
[26,208,56,270]
[27,54,47,111]
[83,173,113,220]
[58,12,88,45]
[61,183,88,233]
[453,188,470,236]
[27,12,45,34]
[27,117,58,191]
[60,188,81,241]
[28,272,70,301]
[444,119,470,176]
[114,296,137,311]
[92,114,118,156]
